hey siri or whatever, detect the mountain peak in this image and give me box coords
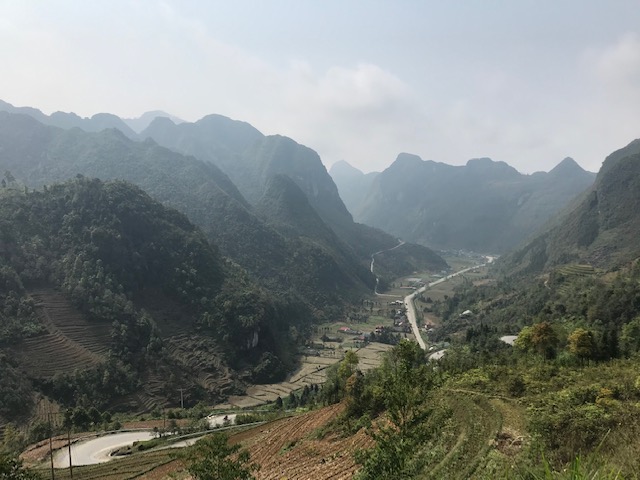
[147,116,177,128]
[123,111,184,133]
[465,157,520,178]
[329,160,363,178]
[548,157,586,177]
[391,153,424,169]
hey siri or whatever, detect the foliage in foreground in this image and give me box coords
[184,433,259,480]
[0,454,41,480]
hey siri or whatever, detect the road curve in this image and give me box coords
[53,430,155,468]
[405,258,494,351]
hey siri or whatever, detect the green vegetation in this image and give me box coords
[0,178,298,422]
[315,250,640,477]
[0,454,41,480]
[184,433,259,480]
[501,149,640,274]
[0,110,444,329]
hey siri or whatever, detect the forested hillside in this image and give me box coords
[140,114,445,263]
[0,178,298,422]
[0,111,379,317]
[500,139,640,275]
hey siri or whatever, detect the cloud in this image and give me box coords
[592,32,640,96]
[264,62,426,171]
[2,3,639,176]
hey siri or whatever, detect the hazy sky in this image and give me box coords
[1,1,640,174]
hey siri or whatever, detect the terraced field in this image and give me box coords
[425,392,503,479]
[224,342,393,408]
[36,450,176,480]
[230,404,372,480]
[12,289,111,378]
[556,264,596,295]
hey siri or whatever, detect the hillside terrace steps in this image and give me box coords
[29,289,112,356]
[13,289,110,379]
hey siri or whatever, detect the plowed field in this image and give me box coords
[229,404,372,480]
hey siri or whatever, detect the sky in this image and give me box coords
[1,1,640,174]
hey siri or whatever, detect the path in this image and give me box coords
[370,240,405,296]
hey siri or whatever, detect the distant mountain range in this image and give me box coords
[0,102,448,310]
[0,99,185,137]
[139,115,390,260]
[331,154,596,253]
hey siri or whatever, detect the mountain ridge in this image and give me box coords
[499,138,640,274]
[346,152,595,253]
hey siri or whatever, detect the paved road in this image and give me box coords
[405,258,495,351]
[53,430,155,467]
[206,413,237,428]
[52,414,243,466]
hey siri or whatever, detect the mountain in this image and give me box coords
[256,175,375,298]
[352,153,596,253]
[141,113,263,163]
[141,119,352,229]
[0,99,137,138]
[0,178,294,417]
[123,110,185,133]
[500,139,640,274]
[140,115,445,266]
[0,112,373,318]
[329,160,380,217]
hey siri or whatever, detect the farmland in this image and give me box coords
[224,342,393,409]
[11,289,110,379]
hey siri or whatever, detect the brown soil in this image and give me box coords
[229,404,372,480]
[494,429,524,456]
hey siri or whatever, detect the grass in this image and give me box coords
[421,392,503,479]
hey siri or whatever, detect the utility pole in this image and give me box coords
[178,388,185,409]
[47,412,55,480]
[67,426,73,479]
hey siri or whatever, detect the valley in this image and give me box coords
[1,99,640,479]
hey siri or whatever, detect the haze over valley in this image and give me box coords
[2,3,640,479]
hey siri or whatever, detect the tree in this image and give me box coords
[322,350,360,405]
[620,317,640,355]
[185,433,259,480]
[356,340,435,479]
[0,454,41,479]
[567,328,595,363]
[3,171,15,186]
[514,322,559,360]
[72,407,91,431]
[287,391,298,409]
[514,325,534,353]
[338,350,359,381]
[88,407,102,426]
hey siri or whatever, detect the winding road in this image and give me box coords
[52,430,155,468]
[405,257,495,351]
[51,413,241,468]
[370,240,405,296]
